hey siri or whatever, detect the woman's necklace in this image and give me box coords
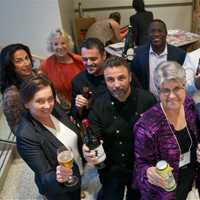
[160,103,192,155]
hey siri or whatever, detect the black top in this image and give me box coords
[175,127,197,200]
[175,127,191,154]
[175,126,197,167]
[129,11,153,46]
[88,85,156,170]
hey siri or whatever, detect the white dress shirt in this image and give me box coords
[44,115,83,173]
[149,45,168,97]
[183,49,200,97]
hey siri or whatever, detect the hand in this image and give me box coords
[146,167,166,189]
[75,94,88,109]
[69,115,76,124]
[82,144,98,165]
[56,165,73,183]
[197,144,200,163]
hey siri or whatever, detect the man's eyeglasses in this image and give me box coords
[159,86,184,96]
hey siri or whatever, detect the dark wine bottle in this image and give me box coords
[82,86,93,99]
[77,86,93,118]
[81,119,106,169]
[123,25,135,61]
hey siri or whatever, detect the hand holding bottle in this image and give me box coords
[75,87,93,109]
[81,119,106,169]
[146,167,166,189]
[82,143,99,165]
[75,94,89,109]
[147,161,176,191]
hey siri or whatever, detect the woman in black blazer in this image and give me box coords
[16,75,82,200]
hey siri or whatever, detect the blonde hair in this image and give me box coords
[47,28,74,52]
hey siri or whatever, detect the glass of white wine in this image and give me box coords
[57,146,79,187]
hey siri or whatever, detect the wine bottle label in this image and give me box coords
[127,48,134,61]
[93,144,106,163]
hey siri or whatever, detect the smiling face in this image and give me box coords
[159,79,186,111]
[51,35,69,57]
[25,86,55,121]
[81,47,106,76]
[13,49,32,79]
[104,65,132,102]
[149,21,167,52]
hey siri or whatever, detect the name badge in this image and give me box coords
[179,151,190,168]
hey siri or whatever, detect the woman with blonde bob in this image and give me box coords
[40,29,84,109]
[134,61,199,199]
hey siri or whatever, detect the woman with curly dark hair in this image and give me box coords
[0,43,35,133]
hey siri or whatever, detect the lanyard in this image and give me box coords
[160,103,192,154]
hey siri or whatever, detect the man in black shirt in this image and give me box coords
[83,56,156,200]
[70,38,107,121]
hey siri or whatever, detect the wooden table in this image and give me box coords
[105,30,200,57]
[167,29,200,49]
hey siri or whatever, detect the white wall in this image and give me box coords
[73,0,193,31]
[0,0,63,57]
[0,0,193,57]
[74,0,192,8]
[58,0,75,37]
[58,0,79,50]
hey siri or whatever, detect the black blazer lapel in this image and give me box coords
[142,45,150,90]
[31,117,63,149]
[52,103,80,135]
[167,44,174,61]
[167,44,186,65]
[52,106,83,157]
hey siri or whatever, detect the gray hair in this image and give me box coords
[47,28,74,52]
[154,61,186,91]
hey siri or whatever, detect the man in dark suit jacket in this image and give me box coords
[131,19,186,96]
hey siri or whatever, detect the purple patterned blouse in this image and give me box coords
[133,96,199,200]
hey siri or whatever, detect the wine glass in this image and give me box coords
[57,146,79,186]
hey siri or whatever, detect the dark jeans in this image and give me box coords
[176,164,195,200]
[45,190,80,200]
[97,166,141,200]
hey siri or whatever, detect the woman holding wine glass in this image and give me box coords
[15,75,82,200]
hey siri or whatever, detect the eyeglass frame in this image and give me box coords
[159,86,185,96]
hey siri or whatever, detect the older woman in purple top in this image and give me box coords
[134,61,199,200]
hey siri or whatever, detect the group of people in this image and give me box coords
[1,1,200,200]
[86,0,153,47]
